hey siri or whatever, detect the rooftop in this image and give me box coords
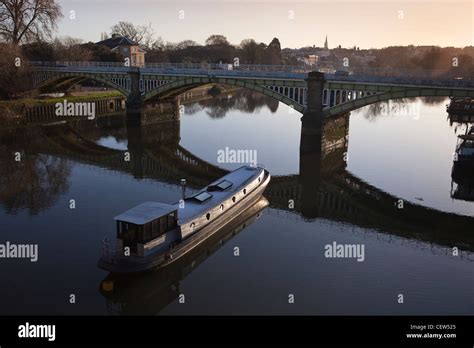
[114,201,177,225]
[96,35,139,49]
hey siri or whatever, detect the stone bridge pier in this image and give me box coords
[300,71,325,156]
[126,68,142,125]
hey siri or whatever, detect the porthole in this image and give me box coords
[232,196,236,203]
[206,213,211,220]
[243,189,247,195]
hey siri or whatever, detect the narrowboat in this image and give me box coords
[99,196,269,314]
[98,165,270,273]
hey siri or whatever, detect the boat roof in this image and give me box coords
[178,166,264,222]
[114,202,177,225]
[459,134,474,141]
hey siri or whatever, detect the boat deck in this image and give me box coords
[177,166,263,222]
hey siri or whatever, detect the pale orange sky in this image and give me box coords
[58,0,474,49]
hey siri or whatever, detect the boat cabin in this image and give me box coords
[114,202,178,257]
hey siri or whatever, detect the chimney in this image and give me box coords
[181,179,186,200]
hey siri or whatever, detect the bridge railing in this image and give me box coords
[30,61,311,73]
[30,61,474,87]
[31,61,126,68]
[348,66,472,80]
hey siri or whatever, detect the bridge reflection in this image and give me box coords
[1,103,474,254]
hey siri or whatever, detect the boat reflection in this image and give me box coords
[451,168,474,202]
[99,196,269,315]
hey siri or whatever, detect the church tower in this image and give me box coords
[324,35,328,50]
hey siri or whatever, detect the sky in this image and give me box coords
[57,0,474,49]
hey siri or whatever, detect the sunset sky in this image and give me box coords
[57,0,473,49]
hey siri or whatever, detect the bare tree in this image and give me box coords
[110,21,155,48]
[0,0,62,44]
[0,43,32,98]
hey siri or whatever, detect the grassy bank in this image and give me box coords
[0,91,123,108]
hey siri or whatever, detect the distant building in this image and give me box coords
[315,49,331,58]
[96,34,146,67]
[304,54,319,65]
[324,35,328,50]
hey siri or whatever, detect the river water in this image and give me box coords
[0,90,472,315]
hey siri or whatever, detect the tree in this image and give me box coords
[151,37,165,50]
[205,34,229,46]
[0,0,62,44]
[0,43,33,98]
[81,42,122,62]
[240,39,258,64]
[22,41,55,61]
[204,34,234,63]
[264,37,282,64]
[110,21,155,48]
[52,36,93,61]
[176,40,198,50]
[268,37,281,51]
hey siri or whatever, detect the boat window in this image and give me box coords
[232,196,236,203]
[118,222,141,243]
[160,216,167,234]
[192,191,213,203]
[243,189,247,195]
[168,212,177,229]
[143,223,152,242]
[220,204,224,211]
[206,213,211,220]
[207,180,233,191]
[151,219,160,238]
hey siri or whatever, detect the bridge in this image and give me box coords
[31,61,474,122]
[14,113,472,253]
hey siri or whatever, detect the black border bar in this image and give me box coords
[0,315,472,345]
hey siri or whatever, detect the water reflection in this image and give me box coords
[1,99,474,248]
[0,92,473,315]
[186,89,280,118]
[0,127,71,214]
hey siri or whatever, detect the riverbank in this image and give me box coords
[0,91,123,108]
[0,84,242,128]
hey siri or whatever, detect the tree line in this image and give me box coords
[1,0,474,99]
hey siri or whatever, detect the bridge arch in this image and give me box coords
[34,71,130,97]
[141,76,306,113]
[323,86,474,117]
